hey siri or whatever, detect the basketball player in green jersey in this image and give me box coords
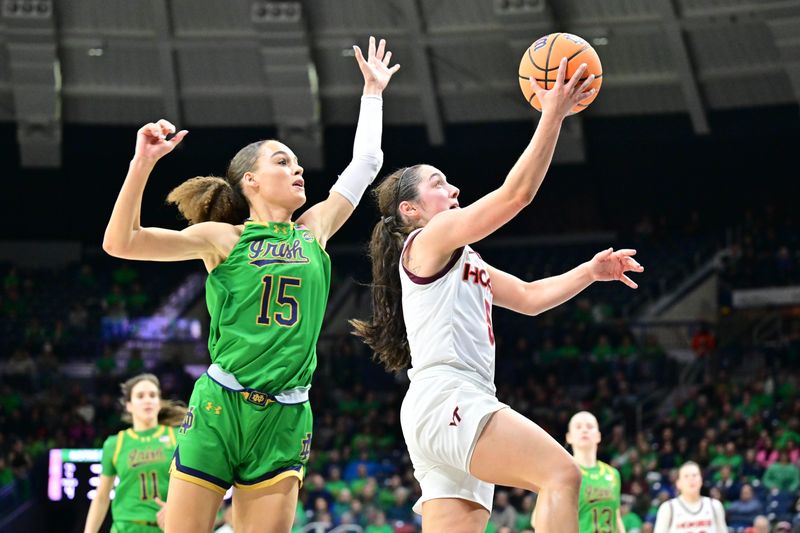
[84,374,186,533]
[103,37,399,533]
[566,411,625,533]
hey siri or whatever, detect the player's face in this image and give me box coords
[676,464,702,496]
[408,165,460,225]
[567,412,601,450]
[248,141,306,212]
[126,380,160,424]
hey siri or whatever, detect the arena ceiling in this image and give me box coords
[1,0,799,168]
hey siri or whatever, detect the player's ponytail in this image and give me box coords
[157,400,188,427]
[351,166,423,371]
[166,140,272,225]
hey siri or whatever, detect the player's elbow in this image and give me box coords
[102,237,129,258]
[103,229,140,258]
[102,238,121,257]
[353,150,384,176]
[501,188,535,213]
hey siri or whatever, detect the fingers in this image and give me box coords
[565,63,588,91]
[624,260,644,274]
[170,129,189,147]
[614,248,637,257]
[388,63,401,75]
[382,50,392,66]
[157,119,176,137]
[575,73,595,97]
[353,45,366,66]
[139,120,174,140]
[620,274,638,289]
[368,35,376,60]
[595,247,613,261]
[555,56,568,86]
[142,123,161,138]
[154,497,166,507]
[376,38,386,60]
[531,76,544,97]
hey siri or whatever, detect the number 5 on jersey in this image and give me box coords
[257,275,301,327]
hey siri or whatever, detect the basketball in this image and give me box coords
[519,32,603,114]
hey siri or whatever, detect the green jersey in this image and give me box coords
[101,426,177,523]
[578,461,622,533]
[206,221,331,392]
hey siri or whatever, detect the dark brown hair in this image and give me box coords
[166,140,272,225]
[120,373,187,427]
[350,165,424,371]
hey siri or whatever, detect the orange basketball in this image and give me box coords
[519,32,603,114]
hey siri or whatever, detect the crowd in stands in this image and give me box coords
[1,218,799,532]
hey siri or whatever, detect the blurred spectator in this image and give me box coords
[621,500,643,533]
[365,510,393,533]
[691,322,716,358]
[491,490,518,531]
[752,515,770,533]
[727,484,764,526]
[763,450,800,492]
[712,464,740,502]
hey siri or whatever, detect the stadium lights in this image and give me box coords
[251,1,302,23]
[493,0,544,16]
[1,0,52,18]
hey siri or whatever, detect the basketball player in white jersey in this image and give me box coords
[352,59,643,532]
[654,461,727,533]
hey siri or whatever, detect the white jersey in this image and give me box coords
[654,496,727,533]
[400,229,495,388]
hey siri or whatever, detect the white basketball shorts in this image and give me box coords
[400,365,508,514]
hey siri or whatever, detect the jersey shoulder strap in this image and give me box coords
[111,430,126,467]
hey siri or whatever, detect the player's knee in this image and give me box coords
[548,460,582,491]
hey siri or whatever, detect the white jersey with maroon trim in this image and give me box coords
[400,229,496,388]
[654,496,727,533]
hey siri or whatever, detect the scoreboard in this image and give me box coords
[47,448,113,502]
[47,448,232,502]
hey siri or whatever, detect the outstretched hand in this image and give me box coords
[588,248,644,289]
[532,57,596,118]
[354,36,401,95]
[134,119,188,162]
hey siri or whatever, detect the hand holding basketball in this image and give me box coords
[520,32,603,114]
[533,58,596,118]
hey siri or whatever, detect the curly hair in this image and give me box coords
[166,140,274,225]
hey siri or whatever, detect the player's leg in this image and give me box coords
[469,408,581,533]
[231,476,299,533]
[166,375,237,532]
[163,477,224,533]
[232,401,311,532]
[421,497,489,533]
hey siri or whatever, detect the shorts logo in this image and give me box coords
[300,432,312,461]
[247,391,268,406]
[179,406,195,434]
[449,406,461,427]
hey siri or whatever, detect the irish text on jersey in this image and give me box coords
[248,239,310,267]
